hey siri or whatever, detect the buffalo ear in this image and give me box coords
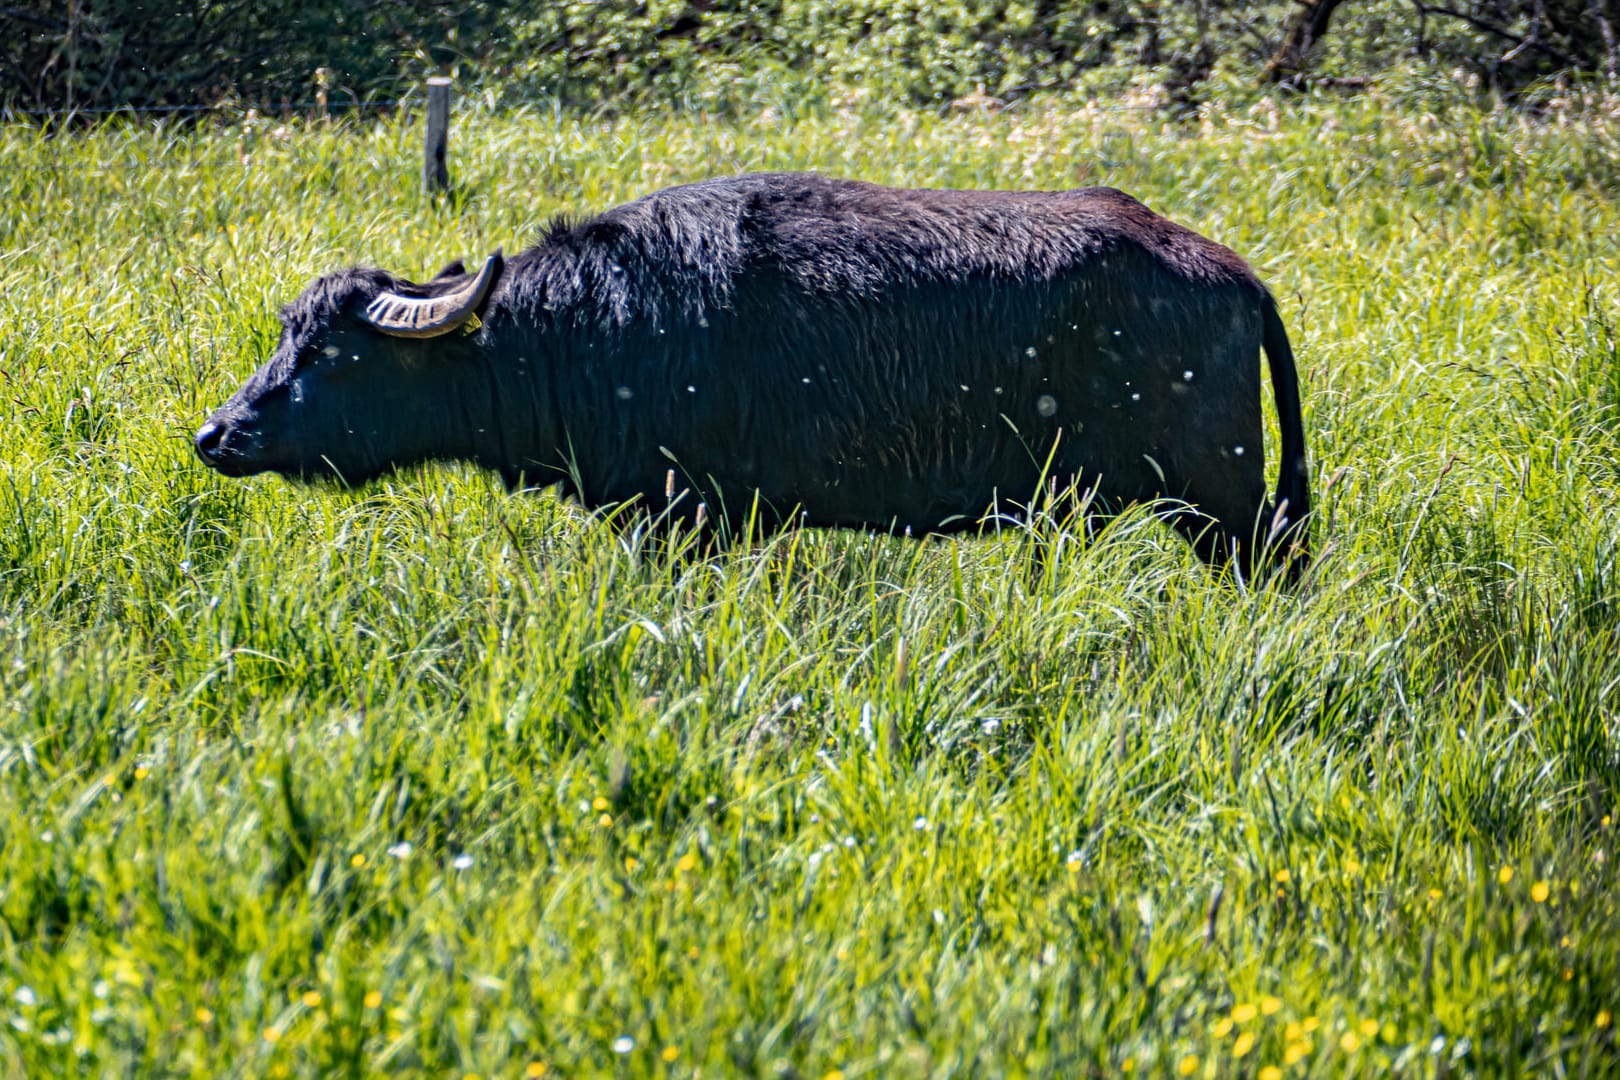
[432,259,467,280]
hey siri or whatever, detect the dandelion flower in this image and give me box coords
[1498,866,1514,885]
[1274,869,1292,885]
[1233,1031,1255,1057]
[1428,888,1443,901]
[593,796,610,811]
[301,991,321,1008]
[677,852,698,873]
[1260,995,1282,1016]
[195,1006,214,1024]
[1358,1019,1379,1038]
[1339,1032,1361,1053]
[1531,880,1550,903]
[1285,1022,1302,1041]
[1284,1041,1310,1065]
[364,991,383,1009]
[625,856,641,873]
[661,1046,680,1062]
[598,813,614,828]
[134,766,150,781]
[263,1026,282,1043]
[1177,1054,1200,1076]
[823,1071,846,1080]
[1232,1003,1259,1024]
[1597,1009,1612,1029]
[524,1064,547,1078]
[1211,1017,1234,1038]
[1259,1068,1283,1080]
[351,853,366,868]
[1344,857,1361,875]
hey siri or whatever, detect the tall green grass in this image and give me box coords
[2,85,1619,1076]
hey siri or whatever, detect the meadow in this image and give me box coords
[2,82,1619,1076]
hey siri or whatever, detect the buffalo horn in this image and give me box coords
[361,252,501,339]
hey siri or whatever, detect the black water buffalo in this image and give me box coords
[196,172,1309,575]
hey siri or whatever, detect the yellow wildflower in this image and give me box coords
[823,1071,847,1080]
[1260,995,1283,1016]
[625,856,641,872]
[1211,1017,1234,1038]
[598,813,614,828]
[1597,1009,1612,1029]
[661,1046,680,1062]
[263,1026,282,1043]
[1284,1041,1310,1065]
[524,1064,548,1078]
[1284,1022,1302,1041]
[1233,1031,1255,1057]
[677,852,699,873]
[364,991,383,1009]
[1260,1068,1283,1080]
[134,766,150,781]
[1428,888,1443,901]
[1177,1054,1200,1076]
[1232,1003,1259,1024]
[301,991,321,1008]
[593,796,610,811]
[1344,858,1362,875]
[1498,866,1514,885]
[195,1006,214,1024]
[1339,1032,1361,1053]
[1531,880,1550,903]
[351,853,366,868]
[1274,869,1292,885]
[1358,1019,1379,1038]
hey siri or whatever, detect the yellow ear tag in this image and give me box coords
[461,312,483,334]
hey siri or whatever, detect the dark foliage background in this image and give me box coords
[1,0,1616,114]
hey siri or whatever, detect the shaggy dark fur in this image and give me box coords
[197,172,1310,574]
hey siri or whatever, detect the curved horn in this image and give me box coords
[361,252,502,339]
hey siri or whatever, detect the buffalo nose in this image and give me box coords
[194,419,227,461]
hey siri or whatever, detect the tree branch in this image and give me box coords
[1413,3,1580,69]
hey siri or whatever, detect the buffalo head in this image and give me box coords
[194,253,503,484]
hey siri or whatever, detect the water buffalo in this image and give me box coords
[196,172,1309,576]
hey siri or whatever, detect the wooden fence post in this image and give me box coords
[423,76,452,194]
